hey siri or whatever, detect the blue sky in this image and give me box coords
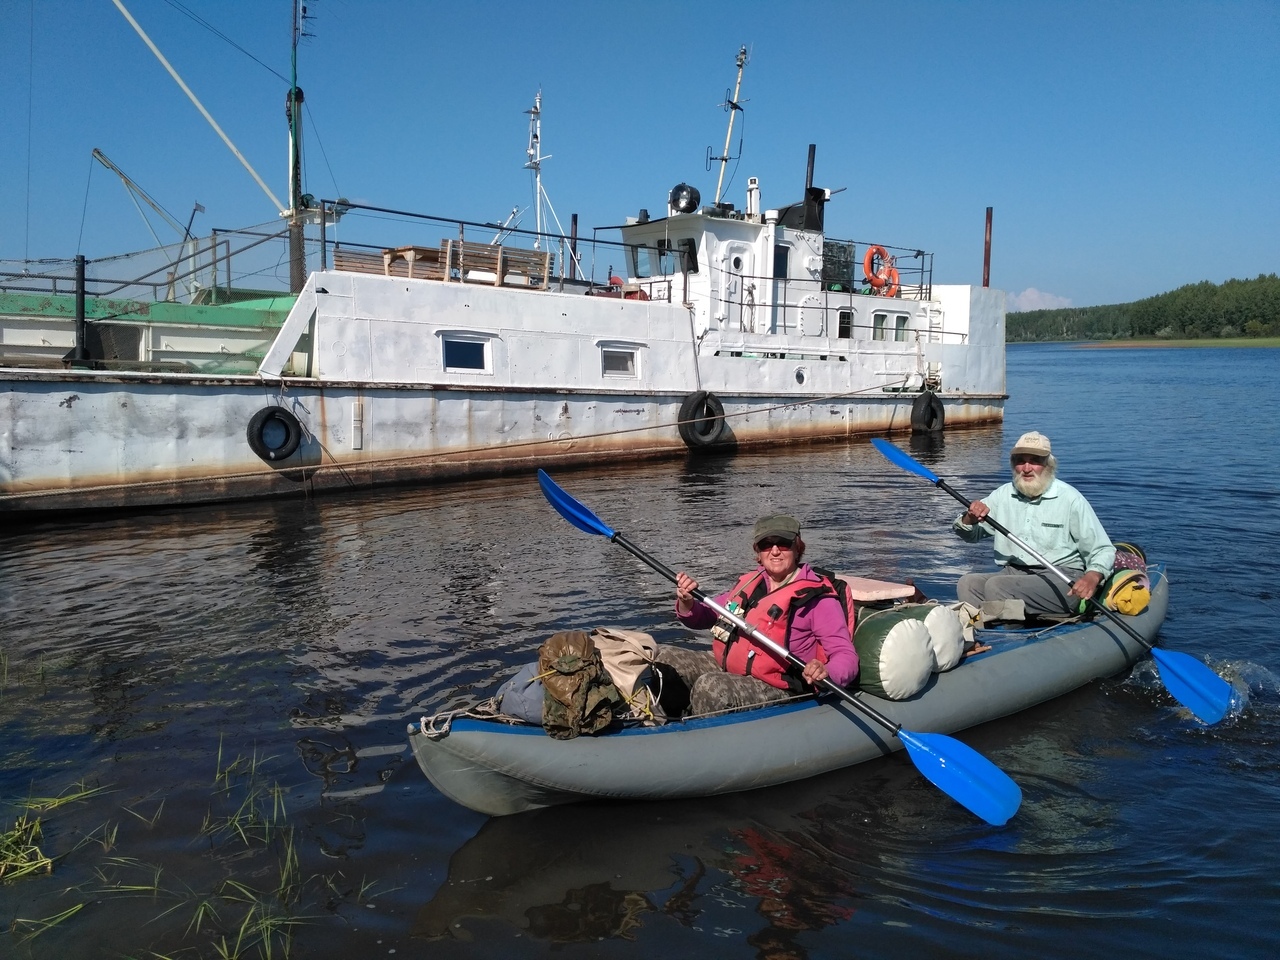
[2,0,1276,310]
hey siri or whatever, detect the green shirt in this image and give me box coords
[953,478,1116,576]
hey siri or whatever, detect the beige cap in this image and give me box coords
[1010,431,1052,458]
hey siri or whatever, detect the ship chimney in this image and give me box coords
[746,177,761,221]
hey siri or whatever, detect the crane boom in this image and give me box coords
[91,148,186,236]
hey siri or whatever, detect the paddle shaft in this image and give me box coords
[611,532,902,738]
[936,478,1156,652]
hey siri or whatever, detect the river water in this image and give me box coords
[2,343,1278,959]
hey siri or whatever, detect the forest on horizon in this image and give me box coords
[1005,274,1280,342]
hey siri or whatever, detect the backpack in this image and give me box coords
[588,626,667,724]
[538,630,625,740]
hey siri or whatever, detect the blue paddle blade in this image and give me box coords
[538,470,616,539]
[871,438,942,484]
[1151,647,1233,724]
[898,729,1022,826]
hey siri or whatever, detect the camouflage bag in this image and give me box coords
[538,630,624,740]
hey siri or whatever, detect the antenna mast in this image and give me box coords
[524,90,549,249]
[518,92,579,275]
[713,46,748,206]
[286,0,309,292]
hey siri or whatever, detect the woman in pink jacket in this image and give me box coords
[664,514,858,717]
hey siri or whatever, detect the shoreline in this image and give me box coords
[1010,338,1280,349]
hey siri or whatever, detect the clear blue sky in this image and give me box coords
[2,0,1276,309]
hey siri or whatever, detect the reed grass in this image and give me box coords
[5,749,364,958]
[122,796,165,828]
[9,902,84,942]
[0,812,52,882]
[2,780,109,883]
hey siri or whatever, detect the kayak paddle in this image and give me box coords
[537,469,1023,826]
[870,437,1233,724]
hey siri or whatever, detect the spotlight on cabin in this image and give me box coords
[668,183,700,215]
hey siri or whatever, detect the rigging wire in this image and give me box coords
[77,156,95,256]
[160,0,342,205]
[720,111,746,203]
[24,0,35,260]
[160,0,289,84]
[305,101,342,200]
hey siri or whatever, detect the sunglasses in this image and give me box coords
[755,538,796,551]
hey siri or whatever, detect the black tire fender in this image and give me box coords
[677,391,726,448]
[910,391,945,434]
[246,406,303,462]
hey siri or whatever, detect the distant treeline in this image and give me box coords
[1007,274,1280,342]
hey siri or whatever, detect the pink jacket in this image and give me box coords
[675,564,858,687]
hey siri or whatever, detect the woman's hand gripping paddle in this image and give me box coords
[537,469,1023,826]
[870,438,1233,725]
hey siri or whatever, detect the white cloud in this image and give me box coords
[1008,288,1072,312]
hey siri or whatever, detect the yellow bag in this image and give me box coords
[1103,569,1150,616]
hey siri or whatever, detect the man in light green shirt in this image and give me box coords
[953,431,1115,619]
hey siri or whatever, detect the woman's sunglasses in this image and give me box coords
[755,538,796,551]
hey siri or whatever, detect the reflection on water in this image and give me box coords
[1,345,1279,958]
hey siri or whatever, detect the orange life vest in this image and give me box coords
[710,569,844,691]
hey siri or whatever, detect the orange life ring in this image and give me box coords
[863,245,900,297]
[881,267,900,298]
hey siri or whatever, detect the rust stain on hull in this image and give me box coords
[0,406,1001,518]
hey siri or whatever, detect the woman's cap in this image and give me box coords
[752,515,801,547]
[1010,431,1052,459]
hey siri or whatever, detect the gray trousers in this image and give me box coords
[656,645,794,717]
[957,565,1085,619]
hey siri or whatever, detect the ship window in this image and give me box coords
[680,238,699,274]
[655,240,674,276]
[872,312,888,341]
[838,310,853,339]
[773,244,790,278]
[442,336,489,372]
[895,315,909,342]
[631,244,658,278]
[602,348,637,378]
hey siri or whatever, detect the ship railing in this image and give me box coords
[822,238,934,300]
[0,222,300,305]
[702,272,970,344]
[314,199,686,298]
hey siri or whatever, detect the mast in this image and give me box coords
[713,46,748,207]
[286,0,306,292]
[524,90,548,249]
[520,91,579,275]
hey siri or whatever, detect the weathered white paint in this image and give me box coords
[1,191,1005,515]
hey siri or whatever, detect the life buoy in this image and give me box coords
[910,391,945,434]
[246,406,303,461]
[677,391,726,448]
[863,245,900,297]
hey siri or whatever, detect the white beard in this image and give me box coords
[1012,462,1056,499]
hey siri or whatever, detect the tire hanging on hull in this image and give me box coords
[246,406,304,461]
[910,391,945,434]
[677,391,727,448]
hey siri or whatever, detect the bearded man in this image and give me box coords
[953,431,1115,619]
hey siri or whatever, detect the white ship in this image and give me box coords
[0,42,1004,517]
